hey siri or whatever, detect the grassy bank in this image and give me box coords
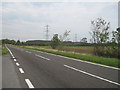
[0,45,9,55]
[18,46,120,68]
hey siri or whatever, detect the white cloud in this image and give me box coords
[2,2,118,42]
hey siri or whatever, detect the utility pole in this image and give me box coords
[45,25,49,41]
[75,34,77,42]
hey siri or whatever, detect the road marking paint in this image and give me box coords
[16,63,20,66]
[64,64,120,86]
[25,79,34,88]
[12,56,15,59]
[35,54,50,60]
[26,51,32,53]
[6,45,16,59]
[14,59,17,61]
[19,68,24,73]
[36,50,120,70]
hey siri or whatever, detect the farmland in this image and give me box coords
[37,46,94,55]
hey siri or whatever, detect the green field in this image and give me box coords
[17,45,120,68]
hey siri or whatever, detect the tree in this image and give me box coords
[59,30,70,48]
[90,18,110,55]
[16,40,21,45]
[59,30,70,42]
[2,39,16,44]
[90,18,110,44]
[50,34,60,49]
[117,27,120,59]
[117,27,120,44]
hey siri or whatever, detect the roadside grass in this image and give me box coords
[1,45,9,55]
[18,45,120,68]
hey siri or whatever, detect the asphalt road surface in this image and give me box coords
[2,45,120,88]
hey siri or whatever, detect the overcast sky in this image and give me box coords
[2,1,118,42]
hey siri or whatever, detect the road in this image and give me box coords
[2,45,120,88]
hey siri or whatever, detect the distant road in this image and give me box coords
[3,45,120,88]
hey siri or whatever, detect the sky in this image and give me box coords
[1,1,118,42]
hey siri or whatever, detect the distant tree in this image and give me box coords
[90,18,110,55]
[16,40,21,45]
[2,39,16,44]
[11,40,16,44]
[21,42,25,45]
[59,30,70,48]
[50,34,60,49]
[59,30,70,42]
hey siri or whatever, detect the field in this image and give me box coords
[36,46,94,56]
[17,45,120,68]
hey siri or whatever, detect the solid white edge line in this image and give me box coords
[25,79,34,88]
[64,64,120,86]
[19,68,24,73]
[16,63,20,66]
[6,45,16,59]
[35,50,120,70]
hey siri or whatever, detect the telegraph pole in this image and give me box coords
[45,25,49,40]
[75,34,77,42]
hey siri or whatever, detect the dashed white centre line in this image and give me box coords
[26,51,32,54]
[25,79,34,88]
[64,64,120,86]
[35,54,50,60]
[19,68,24,73]
[16,63,20,66]
[14,59,17,62]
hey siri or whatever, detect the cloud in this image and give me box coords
[2,2,118,41]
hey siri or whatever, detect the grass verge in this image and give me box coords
[1,45,9,55]
[18,46,120,68]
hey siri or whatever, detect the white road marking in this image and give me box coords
[35,54,50,60]
[64,64,120,86]
[12,56,15,59]
[19,68,24,73]
[14,59,17,62]
[36,50,120,70]
[6,45,16,58]
[26,51,32,53]
[25,79,34,88]
[16,63,20,66]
